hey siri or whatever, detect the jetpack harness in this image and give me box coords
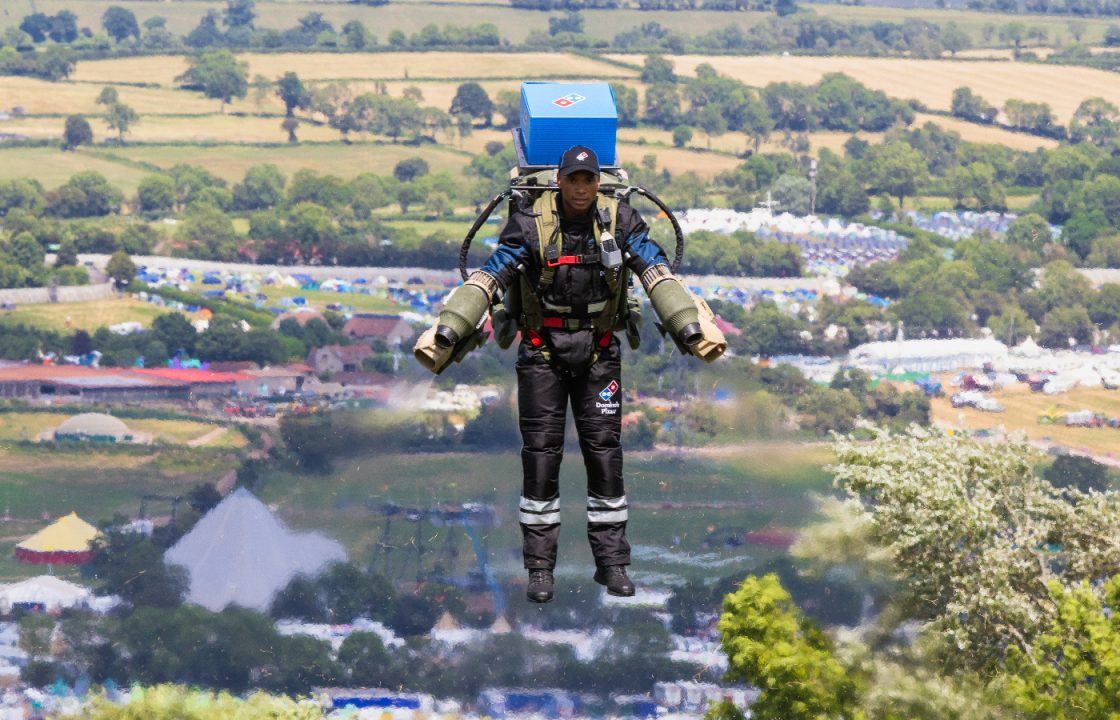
[414,82,725,374]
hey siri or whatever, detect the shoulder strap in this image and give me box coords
[533,192,561,292]
[594,196,629,334]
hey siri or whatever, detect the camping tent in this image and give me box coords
[165,488,346,612]
[0,576,90,613]
[15,512,101,565]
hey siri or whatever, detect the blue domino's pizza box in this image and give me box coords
[518,82,618,167]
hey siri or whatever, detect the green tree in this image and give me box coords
[136,174,176,216]
[62,115,92,151]
[671,124,693,148]
[102,6,140,42]
[338,631,395,686]
[176,203,239,260]
[864,141,928,208]
[95,86,119,106]
[106,250,135,287]
[393,157,429,183]
[449,82,493,127]
[46,171,123,217]
[177,49,249,113]
[718,574,862,720]
[232,164,286,211]
[1089,283,1120,327]
[87,532,187,607]
[770,174,812,215]
[640,54,675,84]
[1068,96,1120,148]
[281,116,300,144]
[1000,577,1120,720]
[644,84,682,128]
[105,101,138,143]
[493,89,521,129]
[276,71,310,117]
[1039,305,1094,348]
[612,83,639,127]
[9,231,43,271]
[152,312,198,355]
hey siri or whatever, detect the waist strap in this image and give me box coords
[546,253,600,267]
[541,298,610,315]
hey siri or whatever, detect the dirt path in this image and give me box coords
[187,426,227,447]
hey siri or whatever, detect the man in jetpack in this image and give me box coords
[414,144,726,603]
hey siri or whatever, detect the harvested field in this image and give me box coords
[611,54,1120,123]
[72,52,637,86]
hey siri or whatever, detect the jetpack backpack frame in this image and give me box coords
[456,124,687,354]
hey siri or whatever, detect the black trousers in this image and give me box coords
[516,331,630,570]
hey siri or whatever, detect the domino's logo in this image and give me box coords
[599,380,619,402]
[553,93,586,108]
[576,151,589,161]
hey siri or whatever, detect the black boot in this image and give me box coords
[594,565,635,597]
[526,569,554,603]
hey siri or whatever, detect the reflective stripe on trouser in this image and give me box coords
[517,335,630,569]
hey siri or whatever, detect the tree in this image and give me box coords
[46,171,123,217]
[612,84,639,127]
[717,574,862,720]
[640,54,675,84]
[1039,305,1094,348]
[152,312,197,355]
[797,386,862,435]
[137,174,176,216]
[493,89,521,129]
[48,10,78,43]
[695,104,727,149]
[1044,454,1112,494]
[281,116,300,144]
[449,82,493,126]
[9,232,43,271]
[770,174,812,216]
[62,115,92,151]
[176,203,240,261]
[232,164,286,211]
[223,0,256,31]
[774,0,798,16]
[105,101,139,143]
[19,13,52,43]
[54,238,78,268]
[999,577,1120,720]
[276,71,310,117]
[393,157,429,183]
[951,87,997,124]
[941,22,971,55]
[87,532,187,607]
[644,84,681,128]
[671,124,693,148]
[831,428,1120,669]
[1006,212,1052,255]
[338,631,395,686]
[999,21,1026,51]
[1069,97,1120,147]
[106,250,136,287]
[864,141,928,208]
[102,6,140,42]
[1089,283,1120,327]
[95,86,119,106]
[177,49,249,112]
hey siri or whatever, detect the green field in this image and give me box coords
[256,441,834,583]
[1,297,172,332]
[0,411,242,445]
[0,444,240,581]
[3,0,1104,46]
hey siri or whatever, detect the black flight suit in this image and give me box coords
[479,199,668,570]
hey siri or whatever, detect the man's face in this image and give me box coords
[557,170,600,215]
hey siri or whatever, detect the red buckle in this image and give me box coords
[598,332,612,348]
[546,255,581,267]
[541,317,564,329]
[526,329,543,347]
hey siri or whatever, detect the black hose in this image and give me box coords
[458,189,511,281]
[628,185,685,273]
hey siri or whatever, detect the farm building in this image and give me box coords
[308,344,374,374]
[132,367,251,398]
[342,314,415,347]
[0,365,189,403]
[48,413,149,444]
